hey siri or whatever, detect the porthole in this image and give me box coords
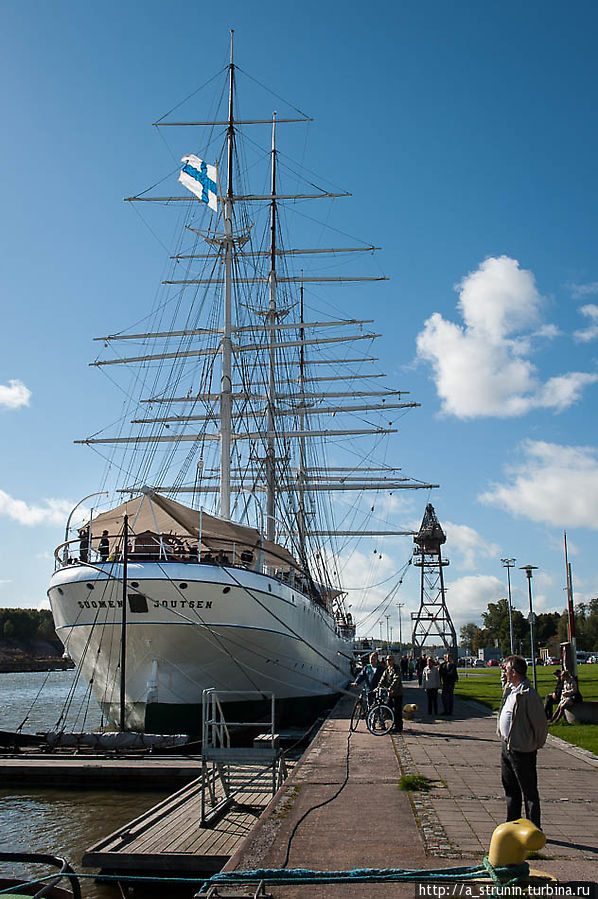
[131,581,139,588]
[57,587,64,595]
[223,586,231,594]
[268,584,272,592]
[86,583,95,591]
[179,582,188,590]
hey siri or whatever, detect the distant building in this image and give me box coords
[478,647,502,661]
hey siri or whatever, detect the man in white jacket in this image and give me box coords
[497,655,548,830]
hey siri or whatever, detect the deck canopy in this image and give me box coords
[85,491,297,570]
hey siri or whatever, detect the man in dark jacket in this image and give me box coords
[351,651,384,697]
[378,654,403,733]
[497,655,548,830]
[439,652,459,715]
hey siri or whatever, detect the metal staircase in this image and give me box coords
[200,689,288,826]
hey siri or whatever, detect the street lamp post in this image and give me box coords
[501,558,516,655]
[385,614,391,647]
[520,565,538,691]
[397,602,404,653]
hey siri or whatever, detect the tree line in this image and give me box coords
[460,598,598,657]
[0,608,58,642]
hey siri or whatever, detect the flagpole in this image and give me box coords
[564,531,577,674]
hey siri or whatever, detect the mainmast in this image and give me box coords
[298,277,307,548]
[220,30,235,520]
[266,114,278,542]
[83,45,440,531]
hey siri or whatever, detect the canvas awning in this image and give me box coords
[85,491,297,570]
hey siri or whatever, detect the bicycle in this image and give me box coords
[350,687,394,736]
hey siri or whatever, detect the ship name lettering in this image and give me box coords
[152,600,213,610]
[78,600,121,609]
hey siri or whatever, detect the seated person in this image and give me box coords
[550,671,583,724]
[130,531,161,560]
[544,668,563,719]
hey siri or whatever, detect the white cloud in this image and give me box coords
[534,324,560,339]
[574,304,598,343]
[570,282,598,298]
[0,379,31,410]
[456,256,542,340]
[444,521,500,570]
[534,372,598,411]
[416,256,598,419]
[480,440,598,529]
[446,574,505,629]
[0,490,73,527]
[364,491,414,519]
[37,598,51,611]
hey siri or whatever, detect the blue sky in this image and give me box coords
[1,1,598,642]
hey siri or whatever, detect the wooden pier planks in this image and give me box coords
[83,762,290,873]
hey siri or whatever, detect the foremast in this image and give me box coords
[220,31,236,520]
[266,113,278,543]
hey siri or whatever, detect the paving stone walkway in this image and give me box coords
[223,683,598,894]
[396,679,598,881]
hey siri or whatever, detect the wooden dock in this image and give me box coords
[0,753,202,790]
[83,757,292,874]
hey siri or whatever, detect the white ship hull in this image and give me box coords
[48,561,352,733]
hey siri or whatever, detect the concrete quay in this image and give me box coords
[221,683,597,896]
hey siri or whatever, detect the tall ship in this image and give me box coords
[47,36,435,735]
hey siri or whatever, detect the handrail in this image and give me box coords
[53,532,318,592]
[0,851,82,899]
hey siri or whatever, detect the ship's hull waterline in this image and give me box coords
[48,561,352,734]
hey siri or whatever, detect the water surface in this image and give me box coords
[0,670,174,898]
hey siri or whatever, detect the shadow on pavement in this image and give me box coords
[547,837,598,854]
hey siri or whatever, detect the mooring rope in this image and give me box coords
[0,858,531,896]
[198,858,530,888]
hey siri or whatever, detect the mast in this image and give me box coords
[220,30,235,520]
[119,514,129,731]
[83,45,439,535]
[266,113,278,542]
[297,276,307,562]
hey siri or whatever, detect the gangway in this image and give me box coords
[201,689,288,825]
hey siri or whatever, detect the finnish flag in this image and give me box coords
[179,154,219,211]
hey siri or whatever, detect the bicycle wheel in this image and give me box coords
[350,699,364,731]
[366,703,394,736]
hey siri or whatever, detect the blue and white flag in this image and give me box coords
[179,154,219,211]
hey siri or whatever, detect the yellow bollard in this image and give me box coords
[488,819,546,867]
[402,703,418,720]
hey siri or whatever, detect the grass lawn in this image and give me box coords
[454,664,598,755]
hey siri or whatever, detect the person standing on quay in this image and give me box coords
[422,656,440,717]
[439,652,459,716]
[498,655,548,830]
[415,654,426,686]
[378,654,403,733]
